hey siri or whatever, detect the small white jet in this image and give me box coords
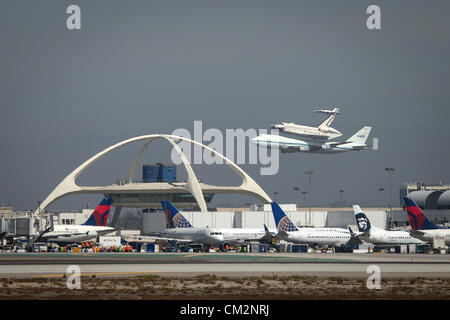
[252,126,372,154]
[270,202,358,248]
[271,107,342,141]
[353,205,425,246]
[154,201,276,250]
[38,197,115,244]
[404,197,450,245]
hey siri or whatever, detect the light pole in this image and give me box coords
[274,192,279,202]
[293,186,300,208]
[384,168,395,229]
[304,170,314,225]
[378,187,384,207]
[339,189,344,201]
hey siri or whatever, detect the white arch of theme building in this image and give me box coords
[33,134,272,217]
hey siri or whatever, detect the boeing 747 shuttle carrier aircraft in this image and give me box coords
[252,126,372,154]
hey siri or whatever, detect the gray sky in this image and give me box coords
[1,1,449,210]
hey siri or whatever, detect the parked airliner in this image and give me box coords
[404,197,450,245]
[353,204,424,246]
[270,202,357,247]
[37,197,115,243]
[155,201,276,250]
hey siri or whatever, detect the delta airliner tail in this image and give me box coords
[82,197,112,227]
[270,202,299,232]
[404,197,443,230]
[161,201,193,229]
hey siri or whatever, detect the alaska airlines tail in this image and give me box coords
[161,201,192,229]
[404,197,442,230]
[346,126,372,144]
[353,205,372,232]
[271,202,299,232]
[82,197,112,227]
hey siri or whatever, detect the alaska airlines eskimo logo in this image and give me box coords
[277,216,297,232]
[357,216,368,230]
[173,213,192,228]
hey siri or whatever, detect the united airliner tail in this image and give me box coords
[353,205,372,232]
[82,197,112,227]
[404,197,442,230]
[161,201,192,229]
[270,202,299,232]
[346,126,372,144]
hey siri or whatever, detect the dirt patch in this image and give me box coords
[0,275,448,300]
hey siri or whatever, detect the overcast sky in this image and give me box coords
[1,1,449,210]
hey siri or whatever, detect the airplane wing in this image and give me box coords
[354,231,372,244]
[38,230,92,241]
[259,224,278,244]
[133,235,193,243]
[347,227,363,245]
[275,230,289,240]
[327,141,351,147]
[227,238,256,244]
[50,232,90,238]
[139,231,194,243]
[155,237,193,243]
[408,230,428,241]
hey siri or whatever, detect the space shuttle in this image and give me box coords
[271,107,342,141]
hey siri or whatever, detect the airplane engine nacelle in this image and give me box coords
[281,146,300,153]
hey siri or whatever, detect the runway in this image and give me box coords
[0,253,449,278]
[0,262,449,278]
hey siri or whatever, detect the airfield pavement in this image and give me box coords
[0,252,448,299]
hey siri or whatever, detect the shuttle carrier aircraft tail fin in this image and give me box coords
[161,201,193,229]
[82,197,112,227]
[346,126,372,144]
[271,202,299,232]
[404,197,443,230]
